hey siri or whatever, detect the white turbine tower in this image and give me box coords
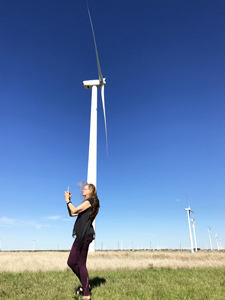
[191,218,197,252]
[0,238,3,251]
[208,227,212,251]
[215,234,220,251]
[83,5,108,252]
[218,238,223,250]
[33,239,36,251]
[185,206,194,253]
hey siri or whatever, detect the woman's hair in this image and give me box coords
[78,182,100,220]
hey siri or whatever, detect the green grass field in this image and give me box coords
[1,268,225,300]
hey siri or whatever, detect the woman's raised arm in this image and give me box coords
[64,191,91,216]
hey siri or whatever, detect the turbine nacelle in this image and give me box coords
[83,78,106,89]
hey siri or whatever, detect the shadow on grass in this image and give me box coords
[89,276,106,289]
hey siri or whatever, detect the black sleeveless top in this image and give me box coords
[72,198,95,248]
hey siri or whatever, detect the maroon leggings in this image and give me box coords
[67,235,93,296]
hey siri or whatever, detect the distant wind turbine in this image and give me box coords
[33,239,36,251]
[215,234,220,250]
[191,218,197,252]
[207,227,212,251]
[219,239,224,250]
[0,238,3,251]
[83,4,108,252]
[185,205,194,253]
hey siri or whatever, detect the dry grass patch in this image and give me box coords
[0,250,225,272]
[87,250,225,270]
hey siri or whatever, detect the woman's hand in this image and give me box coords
[64,191,72,203]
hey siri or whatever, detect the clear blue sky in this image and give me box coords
[0,0,225,251]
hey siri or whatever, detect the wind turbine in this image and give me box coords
[215,234,220,250]
[185,205,194,253]
[83,5,108,252]
[0,238,3,251]
[191,218,197,252]
[33,239,36,251]
[219,239,224,250]
[208,227,212,251]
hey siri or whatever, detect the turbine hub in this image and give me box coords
[83,79,106,89]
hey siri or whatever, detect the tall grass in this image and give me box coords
[1,268,225,299]
[1,250,225,272]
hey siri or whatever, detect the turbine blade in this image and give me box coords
[87,3,103,84]
[101,85,108,155]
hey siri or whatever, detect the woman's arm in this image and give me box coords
[67,204,73,217]
[65,192,73,217]
[64,191,91,216]
[68,201,91,215]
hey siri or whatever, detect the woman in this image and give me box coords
[64,183,100,300]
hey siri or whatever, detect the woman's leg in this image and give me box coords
[77,236,93,297]
[67,238,81,282]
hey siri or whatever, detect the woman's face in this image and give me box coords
[82,185,91,198]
